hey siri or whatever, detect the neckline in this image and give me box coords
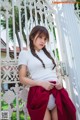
[35,49,42,54]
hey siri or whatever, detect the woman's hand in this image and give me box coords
[55,81,63,90]
[40,81,54,91]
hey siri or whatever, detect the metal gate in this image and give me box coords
[0,0,60,119]
[0,0,80,120]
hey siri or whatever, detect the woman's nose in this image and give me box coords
[41,39,45,43]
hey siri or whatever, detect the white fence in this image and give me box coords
[0,0,59,119]
[0,0,80,120]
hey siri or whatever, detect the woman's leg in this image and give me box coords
[51,106,58,120]
[43,108,51,120]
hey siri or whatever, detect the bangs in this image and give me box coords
[37,30,49,42]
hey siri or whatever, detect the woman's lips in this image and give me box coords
[39,44,44,46]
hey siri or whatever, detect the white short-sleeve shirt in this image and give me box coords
[18,49,58,82]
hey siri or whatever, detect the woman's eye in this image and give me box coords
[39,36,42,38]
[38,36,47,41]
[44,38,47,41]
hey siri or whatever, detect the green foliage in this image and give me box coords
[11,111,30,120]
[76,0,80,2]
[56,48,60,60]
[1,2,27,47]
[74,0,80,10]
[1,100,30,120]
[52,49,60,60]
[53,27,56,40]
[1,100,8,110]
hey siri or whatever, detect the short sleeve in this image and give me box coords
[18,50,28,66]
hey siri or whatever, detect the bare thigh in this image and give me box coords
[51,106,58,120]
[43,108,51,120]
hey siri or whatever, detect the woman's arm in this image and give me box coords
[18,65,41,87]
[18,65,54,90]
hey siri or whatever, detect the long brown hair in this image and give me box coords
[29,25,56,69]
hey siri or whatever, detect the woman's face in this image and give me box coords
[33,33,47,51]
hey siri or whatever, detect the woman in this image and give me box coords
[18,25,76,120]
